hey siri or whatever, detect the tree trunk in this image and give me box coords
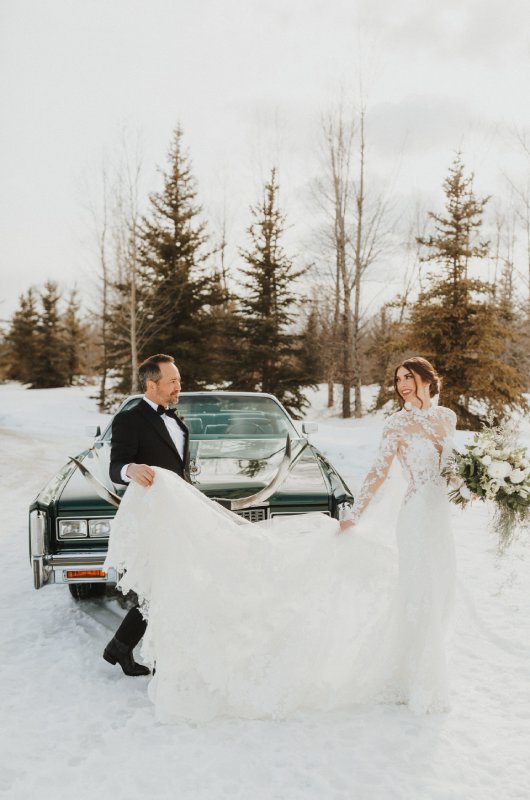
[352,110,366,419]
[341,287,352,418]
[97,188,109,412]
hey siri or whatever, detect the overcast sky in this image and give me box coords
[1,0,530,319]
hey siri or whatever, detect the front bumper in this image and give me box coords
[32,553,119,590]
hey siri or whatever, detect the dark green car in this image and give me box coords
[29,392,354,598]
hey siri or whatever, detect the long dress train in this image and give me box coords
[104,404,457,723]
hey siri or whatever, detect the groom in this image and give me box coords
[103,353,190,676]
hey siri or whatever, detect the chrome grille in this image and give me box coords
[236,507,269,522]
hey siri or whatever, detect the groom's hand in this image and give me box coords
[126,464,156,487]
[339,519,355,533]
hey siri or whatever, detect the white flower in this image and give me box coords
[459,486,472,500]
[508,468,527,485]
[487,460,512,480]
[481,455,492,466]
[485,479,501,499]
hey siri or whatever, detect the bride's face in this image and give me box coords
[395,366,429,406]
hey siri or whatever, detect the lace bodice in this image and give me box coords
[349,405,457,523]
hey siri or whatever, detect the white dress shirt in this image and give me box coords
[120,396,186,483]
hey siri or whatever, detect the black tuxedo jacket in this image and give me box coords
[109,399,191,485]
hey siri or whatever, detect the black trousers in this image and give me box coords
[114,606,147,649]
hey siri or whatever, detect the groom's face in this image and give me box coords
[148,362,182,407]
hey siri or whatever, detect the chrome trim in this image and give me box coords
[69,456,121,508]
[236,507,269,522]
[32,557,45,590]
[270,510,331,517]
[30,509,46,556]
[213,434,310,511]
[46,553,107,567]
[40,553,118,585]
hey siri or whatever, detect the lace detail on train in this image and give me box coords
[104,405,457,723]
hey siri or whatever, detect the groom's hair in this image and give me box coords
[138,354,175,392]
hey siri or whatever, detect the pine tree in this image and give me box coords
[407,155,528,428]
[31,281,68,389]
[365,303,406,409]
[496,258,530,385]
[232,168,314,417]
[299,300,325,385]
[137,126,222,387]
[5,288,40,383]
[62,288,83,385]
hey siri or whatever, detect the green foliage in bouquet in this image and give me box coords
[442,423,530,551]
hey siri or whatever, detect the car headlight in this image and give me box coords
[88,519,112,538]
[58,520,88,539]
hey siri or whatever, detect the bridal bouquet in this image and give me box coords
[443,423,530,550]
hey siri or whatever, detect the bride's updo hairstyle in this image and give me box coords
[393,356,441,409]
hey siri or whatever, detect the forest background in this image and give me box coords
[2,0,530,430]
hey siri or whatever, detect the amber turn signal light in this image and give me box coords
[66,570,107,580]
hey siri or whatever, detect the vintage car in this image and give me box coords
[29,391,354,599]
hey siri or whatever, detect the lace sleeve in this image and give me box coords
[348,418,400,524]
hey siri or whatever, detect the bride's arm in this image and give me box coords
[340,420,399,532]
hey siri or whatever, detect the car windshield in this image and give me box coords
[176,394,297,438]
[102,393,299,442]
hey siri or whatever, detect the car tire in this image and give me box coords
[68,583,107,600]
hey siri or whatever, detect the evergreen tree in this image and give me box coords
[496,259,530,387]
[364,303,405,409]
[31,281,68,388]
[407,155,527,428]
[299,300,325,385]
[62,288,83,385]
[231,168,314,417]
[137,125,222,387]
[5,288,39,383]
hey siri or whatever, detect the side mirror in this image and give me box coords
[302,422,318,435]
[86,425,101,438]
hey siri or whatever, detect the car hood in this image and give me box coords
[56,438,330,513]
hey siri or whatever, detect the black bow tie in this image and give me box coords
[156,405,177,419]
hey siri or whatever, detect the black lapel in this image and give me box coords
[138,399,182,462]
[176,416,190,465]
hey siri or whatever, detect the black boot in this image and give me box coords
[103,636,150,676]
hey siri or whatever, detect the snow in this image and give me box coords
[0,382,529,800]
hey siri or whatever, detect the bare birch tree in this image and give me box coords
[320,110,354,416]
[84,162,112,410]
[109,129,175,393]
[315,101,393,418]
[111,130,144,392]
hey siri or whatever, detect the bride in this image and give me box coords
[105,356,457,723]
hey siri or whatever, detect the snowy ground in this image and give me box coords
[0,382,529,800]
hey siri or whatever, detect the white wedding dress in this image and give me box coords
[105,404,457,723]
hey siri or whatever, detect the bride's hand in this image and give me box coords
[338,519,356,534]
